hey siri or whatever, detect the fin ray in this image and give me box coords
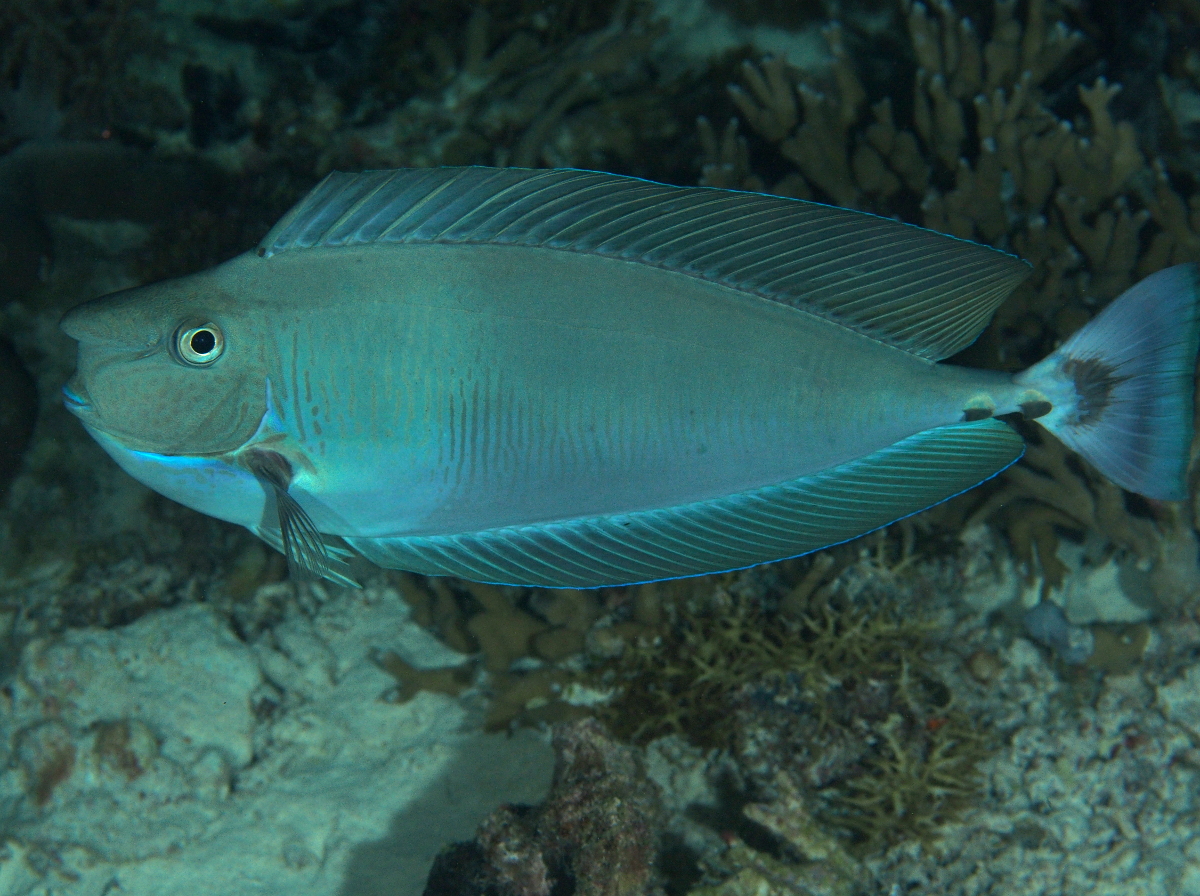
[242,449,360,587]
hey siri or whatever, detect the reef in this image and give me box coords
[0,0,173,144]
[602,549,991,850]
[377,533,999,893]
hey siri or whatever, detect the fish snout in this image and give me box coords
[60,299,108,343]
[60,290,163,349]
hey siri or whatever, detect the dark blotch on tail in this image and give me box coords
[1062,357,1128,426]
[1013,263,1199,500]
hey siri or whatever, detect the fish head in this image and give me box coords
[60,269,266,459]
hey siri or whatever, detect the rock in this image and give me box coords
[426,719,664,896]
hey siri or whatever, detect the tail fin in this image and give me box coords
[1014,264,1200,500]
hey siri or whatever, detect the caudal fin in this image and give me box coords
[1014,263,1200,500]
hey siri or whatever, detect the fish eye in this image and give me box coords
[176,323,225,366]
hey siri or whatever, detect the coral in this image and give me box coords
[388,555,985,860]
[528,589,602,661]
[394,574,476,655]
[696,115,766,193]
[425,719,663,896]
[370,649,473,703]
[821,703,987,846]
[386,575,604,729]
[484,667,593,731]
[1142,161,1200,272]
[962,427,1162,592]
[223,0,685,177]
[464,583,550,675]
[0,0,179,142]
[375,2,670,170]
[602,568,924,747]
[720,0,1141,349]
[598,554,990,848]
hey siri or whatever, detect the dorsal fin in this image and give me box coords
[259,167,1030,360]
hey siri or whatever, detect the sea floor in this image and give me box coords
[3,536,1200,895]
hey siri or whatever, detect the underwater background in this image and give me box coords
[2,0,1200,893]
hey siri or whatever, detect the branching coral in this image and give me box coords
[0,0,176,142]
[384,574,604,729]
[599,558,988,848]
[820,701,987,846]
[316,2,675,173]
[963,428,1163,591]
[717,0,1148,325]
[1142,161,1200,271]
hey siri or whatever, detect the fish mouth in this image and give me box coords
[61,382,91,411]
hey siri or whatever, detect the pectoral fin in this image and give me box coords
[242,449,359,587]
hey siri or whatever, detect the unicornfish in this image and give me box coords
[60,167,1200,588]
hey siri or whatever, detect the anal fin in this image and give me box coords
[344,418,1025,588]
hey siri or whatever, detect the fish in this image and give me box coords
[60,167,1200,588]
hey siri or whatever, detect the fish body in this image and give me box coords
[61,168,1200,587]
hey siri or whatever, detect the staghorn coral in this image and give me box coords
[1142,160,1200,272]
[382,537,988,859]
[818,701,987,846]
[717,0,1147,341]
[600,553,991,849]
[602,562,925,747]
